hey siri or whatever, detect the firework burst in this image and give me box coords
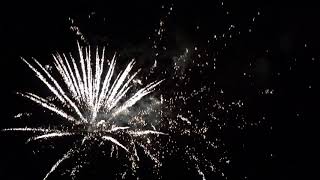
[3,43,166,179]
[1,3,258,179]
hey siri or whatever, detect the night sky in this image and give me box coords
[0,1,318,180]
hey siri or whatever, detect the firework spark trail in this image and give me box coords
[105,60,135,109]
[128,130,168,136]
[2,127,75,144]
[137,143,161,165]
[108,126,130,132]
[27,132,75,143]
[69,53,86,102]
[53,53,79,98]
[1,128,55,133]
[177,114,191,125]
[43,148,75,180]
[101,136,129,152]
[17,92,78,123]
[95,54,116,118]
[112,80,164,118]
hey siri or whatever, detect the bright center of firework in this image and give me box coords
[20,43,163,127]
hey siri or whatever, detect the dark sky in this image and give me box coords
[0,1,318,180]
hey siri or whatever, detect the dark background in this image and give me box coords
[0,1,318,179]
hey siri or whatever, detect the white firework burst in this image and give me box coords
[3,43,166,179]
